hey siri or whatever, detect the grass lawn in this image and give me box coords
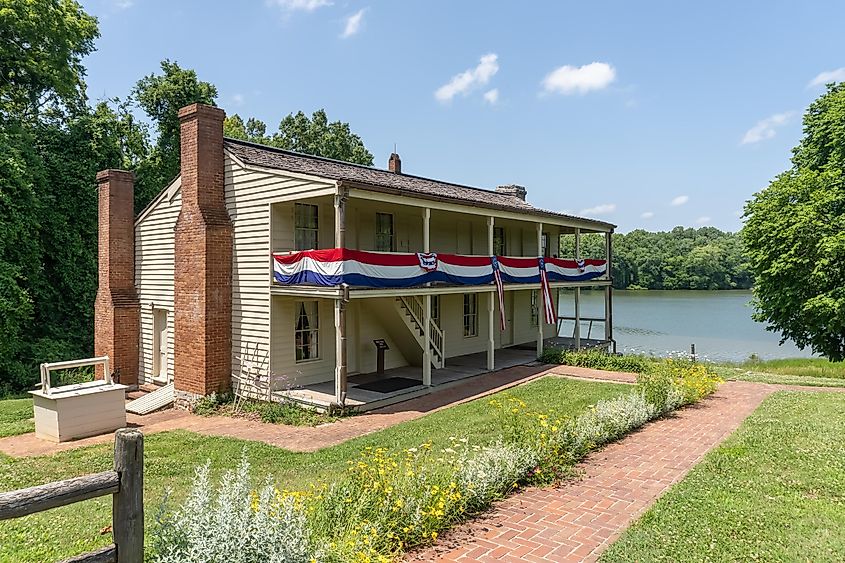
[0,376,628,562]
[716,358,845,388]
[0,398,35,438]
[601,391,845,562]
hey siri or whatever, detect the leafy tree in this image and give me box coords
[0,0,98,120]
[132,60,217,211]
[272,109,373,165]
[743,83,845,360]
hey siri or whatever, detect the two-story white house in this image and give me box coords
[94,103,614,412]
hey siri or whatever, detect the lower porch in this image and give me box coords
[281,347,538,411]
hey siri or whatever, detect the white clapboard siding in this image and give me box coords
[224,157,336,384]
[136,182,180,385]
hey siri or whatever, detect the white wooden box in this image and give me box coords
[30,381,128,443]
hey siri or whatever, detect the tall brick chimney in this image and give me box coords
[173,103,233,398]
[388,152,402,174]
[94,170,140,387]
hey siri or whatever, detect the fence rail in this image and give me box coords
[0,429,144,563]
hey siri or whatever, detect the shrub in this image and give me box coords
[191,392,233,416]
[540,348,654,374]
[458,442,538,510]
[637,359,722,410]
[573,393,657,453]
[150,454,315,563]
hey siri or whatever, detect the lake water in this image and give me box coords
[557,289,814,363]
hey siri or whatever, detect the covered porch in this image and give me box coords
[281,347,538,411]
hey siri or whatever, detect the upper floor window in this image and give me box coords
[463,293,478,337]
[493,227,506,256]
[542,233,550,257]
[431,295,441,326]
[375,212,395,252]
[295,301,319,362]
[295,203,319,250]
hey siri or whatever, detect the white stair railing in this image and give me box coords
[397,296,445,368]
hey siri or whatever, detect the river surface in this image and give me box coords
[557,289,814,362]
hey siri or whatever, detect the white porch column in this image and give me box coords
[536,223,544,357]
[574,228,581,350]
[422,207,432,385]
[334,190,348,405]
[487,216,495,370]
[605,230,614,352]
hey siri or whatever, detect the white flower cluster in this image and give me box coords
[458,442,538,509]
[573,393,659,451]
[151,455,315,563]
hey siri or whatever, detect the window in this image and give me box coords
[463,294,478,337]
[295,203,319,250]
[493,227,506,256]
[375,212,395,251]
[542,233,550,257]
[295,301,319,362]
[431,295,441,326]
[530,290,539,327]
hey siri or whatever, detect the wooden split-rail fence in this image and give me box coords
[0,428,144,563]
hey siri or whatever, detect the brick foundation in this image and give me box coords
[94,170,140,387]
[173,103,233,397]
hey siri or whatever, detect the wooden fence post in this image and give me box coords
[113,428,143,563]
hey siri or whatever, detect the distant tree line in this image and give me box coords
[566,227,753,290]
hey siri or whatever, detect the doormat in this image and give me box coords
[354,377,422,394]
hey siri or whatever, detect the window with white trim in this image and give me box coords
[375,212,395,251]
[294,203,319,250]
[463,294,478,337]
[295,301,319,362]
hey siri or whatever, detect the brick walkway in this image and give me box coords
[0,363,552,458]
[408,380,778,563]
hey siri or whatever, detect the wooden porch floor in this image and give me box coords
[282,348,539,412]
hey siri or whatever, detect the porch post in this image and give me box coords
[421,207,432,384]
[334,188,348,405]
[423,207,430,253]
[486,216,495,371]
[604,229,614,352]
[574,228,581,350]
[536,222,544,357]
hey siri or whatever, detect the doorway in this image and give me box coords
[500,292,514,347]
[152,308,169,383]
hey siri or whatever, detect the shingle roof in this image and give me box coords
[224,138,614,230]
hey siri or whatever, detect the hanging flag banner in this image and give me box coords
[490,256,507,331]
[272,248,606,289]
[538,257,557,325]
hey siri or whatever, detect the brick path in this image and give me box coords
[408,380,780,563]
[0,364,552,458]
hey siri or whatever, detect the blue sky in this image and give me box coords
[81,0,845,233]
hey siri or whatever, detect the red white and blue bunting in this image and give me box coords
[273,249,606,288]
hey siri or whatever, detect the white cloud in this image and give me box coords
[808,67,845,87]
[671,195,689,207]
[580,203,616,215]
[541,62,616,95]
[695,216,711,225]
[640,211,654,219]
[483,88,499,105]
[741,112,794,145]
[266,0,331,12]
[114,0,133,8]
[341,8,366,38]
[231,93,245,106]
[435,54,499,103]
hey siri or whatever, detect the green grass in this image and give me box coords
[715,358,845,388]
[0,376,628,562]
[0,398,35,438]
[601,391,845,562]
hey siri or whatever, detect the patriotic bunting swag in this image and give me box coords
[272,248,607,328]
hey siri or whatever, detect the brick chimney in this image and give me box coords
[388,152,402,174]
[495,184,527,201]
[94,170,140,387]
[173,103,233,398]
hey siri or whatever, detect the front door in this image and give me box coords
[152,308,169,383]
[501,292,514,347]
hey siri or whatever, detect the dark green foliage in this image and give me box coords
[540,348,656,373]
[224,109,374,166]
[564,227,752,290]
[743,83,845,360]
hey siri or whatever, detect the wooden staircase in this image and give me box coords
[395,296,445,369]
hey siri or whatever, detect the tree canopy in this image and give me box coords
[743,83,845,361]
[224,109,374,165]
